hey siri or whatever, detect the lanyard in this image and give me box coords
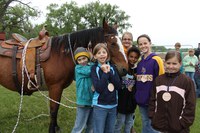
[167,75,179,91]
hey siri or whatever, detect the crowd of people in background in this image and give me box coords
[71,31,197,133]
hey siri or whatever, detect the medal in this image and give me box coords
[162,92,171,101]
[108,83,114,92]
[141,75,147,83]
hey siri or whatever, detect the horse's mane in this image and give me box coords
[51,27,105,53]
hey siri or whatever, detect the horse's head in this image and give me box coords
[52,17,128,76]
[102,18,128,76]
[105,34,128,76]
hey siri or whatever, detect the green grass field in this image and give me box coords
[0,83,199,133]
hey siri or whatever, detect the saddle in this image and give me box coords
[0,26,51,92]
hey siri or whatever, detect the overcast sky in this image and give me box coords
[27,0,200,48]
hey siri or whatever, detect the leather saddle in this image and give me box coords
[0,27,51,82]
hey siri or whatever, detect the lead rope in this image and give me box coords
[12,39,33,133]
[68,34,76,65]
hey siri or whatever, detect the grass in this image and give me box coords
[0,83,199,133]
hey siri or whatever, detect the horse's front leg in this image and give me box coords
[48,86,63,133]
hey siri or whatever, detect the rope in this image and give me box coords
[11,37,77,131]
[62,95,76,104]
[25,114,49,121]
[12,39,33,133]
[37,90,77,109]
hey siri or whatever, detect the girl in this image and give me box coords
[149,51,196,133]
[91,43,121,133]
[135,34,165,133]
[115,47,140,133]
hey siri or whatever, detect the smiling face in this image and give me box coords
[165,56,182,73]
[77,56,89,66]
[94,47,108,65]
[122,33,133,49]
[128,52,139,66]
[137,37,151,56]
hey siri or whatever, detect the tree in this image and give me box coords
[81,1,131,33]
[0,0,39,38]
[45,1,82,36]
[45,1,132,36]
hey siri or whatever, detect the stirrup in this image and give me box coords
[27,75,39,90]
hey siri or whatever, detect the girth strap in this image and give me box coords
[12,45,21,94]
[36,48,41,88]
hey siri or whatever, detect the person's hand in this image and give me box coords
[101,64,110,73]
[190,62,194,66]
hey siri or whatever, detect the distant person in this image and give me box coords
[195,58,200,98]
[149,50,196,133]
[182,49,198,85]
[122,32,134,55]
[114,47,140,133]
[174,42,184,73]
[194,43,200,98]
[194,43,200,59]
[71,47,94,133]
[135,34,165,133]
[91,43,122,133]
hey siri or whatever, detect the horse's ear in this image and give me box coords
[103,17,109,29]
[113,22,118,30]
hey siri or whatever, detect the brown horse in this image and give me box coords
[0,19,128,133]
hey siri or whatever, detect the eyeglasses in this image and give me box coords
[122,38,132,41]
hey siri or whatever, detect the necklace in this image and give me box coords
[162,75,179,102]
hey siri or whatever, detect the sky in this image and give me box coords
[25,0,200,48]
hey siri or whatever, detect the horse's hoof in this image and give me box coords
[49,125,60,133]
[55,126,61,133]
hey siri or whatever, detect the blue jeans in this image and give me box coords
[185,72,195,83]
[194,73,200,98]
[93,106,117,133]
[71,106,93,133]
[139,106,159,133]
[114,113,134,133]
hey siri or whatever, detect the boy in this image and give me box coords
[71,47,93,133]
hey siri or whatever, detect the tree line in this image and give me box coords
[0,0,131,39]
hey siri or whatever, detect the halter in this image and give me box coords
[68,34,76,65]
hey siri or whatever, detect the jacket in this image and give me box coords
[91,62,121,109]
[183,55,198,72]
[75,63,93,106]
[149,72,196,133]
[117,67,137,114]
[135,53,165,106]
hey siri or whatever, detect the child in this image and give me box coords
[71,47,93,133]
[174,42,184,73]
[91,43,122,133]
[149,50,196,133]
[135,34,165,133]
[114,47,140,133]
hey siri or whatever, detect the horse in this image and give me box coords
[0,18,128,133]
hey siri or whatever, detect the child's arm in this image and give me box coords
[180,78,196,128]
[75,64,92,78]
[91,65,109,93]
